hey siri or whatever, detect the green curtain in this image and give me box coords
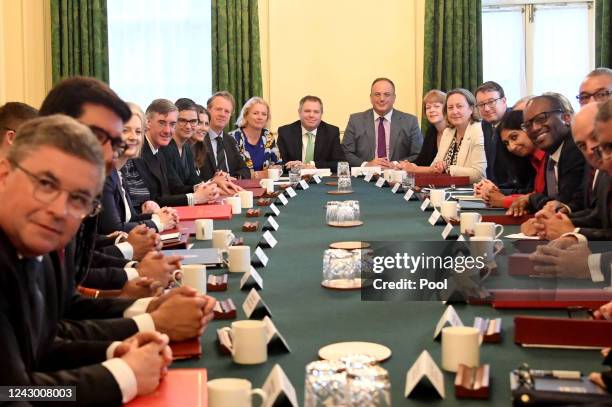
[51,0,109,84]
[595,0,611,67]
[212,0,263,125]
[422,0,483,96]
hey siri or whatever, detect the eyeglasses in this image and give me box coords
[11,161,102,219]
[475,97,501,110]
[89,125,128,158]
[520,109,563,131]
[177,118,199,127]
[576,89,611,105]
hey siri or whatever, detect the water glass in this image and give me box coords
[326,201,341,223]
[336,202,355,222]
[289,166,301,186]
[304,361,347,407]
[323,249,355,281]
[345,200,360,220]
[337,161,350,177]
[401,171,415,190]
[338,175,352,192]
[346,365,391,407]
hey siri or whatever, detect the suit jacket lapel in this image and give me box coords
[389,111,401,160]
[366,109,376,159]
[313,122,324,160]
[142,141,164,184]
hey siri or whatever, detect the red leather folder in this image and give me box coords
[173,204,232,221]
[162,220,196,236]
[414,174,470,187]
[249,187,266,198]
[481,214,533,225]
[161,232,189,250]
[170,337,202,360]
[514,316,612,348]
[234,179,262,189]
[489,289,612,309]
[126,369,207,406]
[507,253,537,276]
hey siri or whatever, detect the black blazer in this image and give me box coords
[413,125,439,166]
[160,138,202,186]
[98,169,157,235]
[574,171,612,241]
[197,133,251,180]
[277,120,345,170]
[528,134,586,211]
[137,141,191,207]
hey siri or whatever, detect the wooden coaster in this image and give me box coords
[327,220,363,227]
[321,279,362,290]
[329,241,371,250]
[325,181,338,186]
[327,190,353,195]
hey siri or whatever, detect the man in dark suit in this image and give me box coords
[342,77,423,168]
[140,99,219,207]
[0,115,172,404]
[277,95,345,171]
[198,91,251,180]
[509,94,585,216]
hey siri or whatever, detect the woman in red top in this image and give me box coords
[476,110,545,207]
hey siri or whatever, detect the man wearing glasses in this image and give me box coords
[576,67,612,107]
[510,94,585,215]
[474,81,519,186]
[342,77,422,169]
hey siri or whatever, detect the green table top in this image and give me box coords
[177,179,604,406]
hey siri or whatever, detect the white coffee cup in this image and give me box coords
[222,196,242,215]
[460,213,482,235]
[430,189,451,207]
[259,178,274,193]
[393,170,406,183]
[470,236,504,260]
[179,264,206,294]
[238,190,253,209]
[212,229,235,250]
[267,168,281,181]
[228,246,251,273]
[440,201,459,220]
[474,221,504,239]
[442,326,480,372]
[219,320,268,365]
[195,218,213,240]
[208,378,267,407]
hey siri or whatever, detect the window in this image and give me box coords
[482,1,594,111]
[107,0,212,110]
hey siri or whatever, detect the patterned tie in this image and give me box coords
[304,132,315,163]
[377,117,386,158]
[546,157,558,198]
[216,136,228,172]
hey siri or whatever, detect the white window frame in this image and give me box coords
[482,0,595,98]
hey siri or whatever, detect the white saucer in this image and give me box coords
[318,341,392,362]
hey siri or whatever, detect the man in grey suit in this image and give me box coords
[342,77,423,168]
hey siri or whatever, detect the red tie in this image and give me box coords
[377,117,386,158]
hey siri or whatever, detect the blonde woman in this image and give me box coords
[229,97,282,172]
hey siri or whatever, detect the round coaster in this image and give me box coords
[329,241,371,250]
[327,220,363,227]
[327,190,353,195]
[318,341,392,362]
[321,279,362,290]
[325,181,338,186]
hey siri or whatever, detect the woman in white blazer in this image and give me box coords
[400,88,486,183]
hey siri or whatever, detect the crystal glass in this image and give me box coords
[304,361,347,407]
[344,200,360,221]
[401,171,415,190]
[336,202,355,223]
[289,165,301,186]
[325,201,341,224]
[337,175,352,192]
[346,365,391,407]
[323,249,355,281]
[337,161,350,177]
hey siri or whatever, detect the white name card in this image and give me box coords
[441,223,454,240]
[265,215,279,231]
[240,266,263,290]
[263,316,291,352]
[262,364,299,407]
[364,173,374,183]
[391,183,401,194]
[261,230,278,248]
[457,234,466,241]
[433,305,464,340]
[428,209,441,226]
[420,198,431,211]
[299,180,309,190]
[268,203,280,216]
[313,175,322,184]
[242,288,272,319]
[252,246,269,267]
[375,177,386,188]
[285,187,297,198]
[404,189,414,201]
[404,350,445,399]
[278,194,289,206]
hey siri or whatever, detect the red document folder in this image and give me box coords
[489,289,612,309]
[173,204,232,221]
[481,214,533,225]
[170,337,202,360]
[514,316,612,348]
[126,369,207,407]
[414,174,471,187]
[234,179,262,189]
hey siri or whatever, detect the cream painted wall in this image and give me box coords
[258,0,425,134]
[0,0,52,108]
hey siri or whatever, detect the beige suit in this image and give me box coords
[431,121,486,183]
